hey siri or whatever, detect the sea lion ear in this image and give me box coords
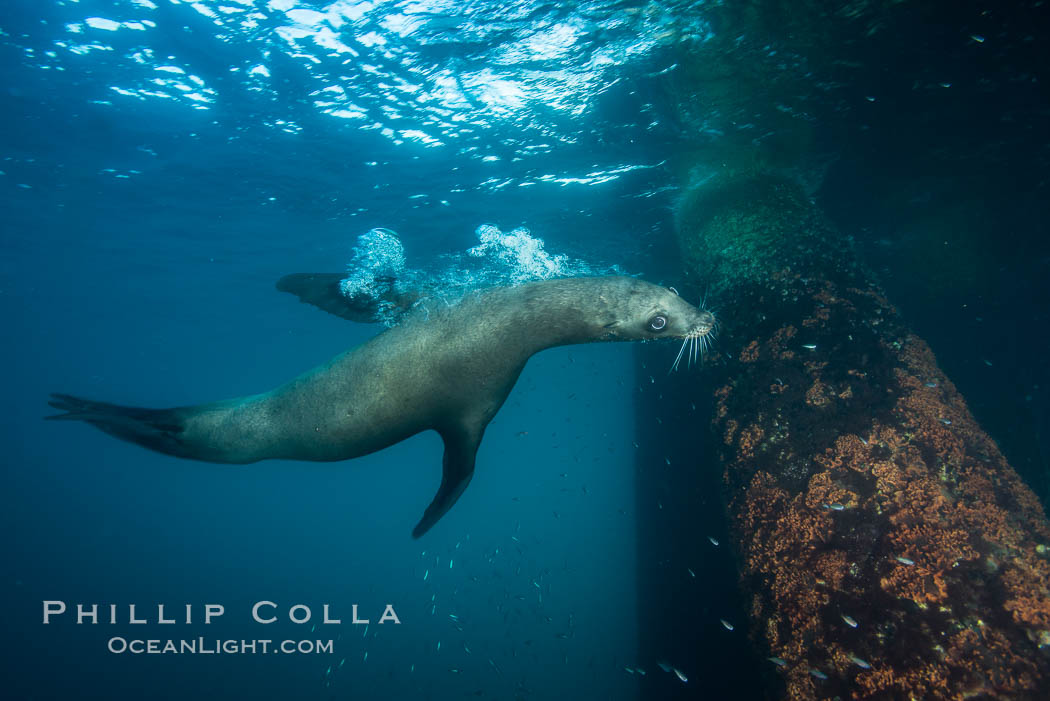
[412,424,483,538]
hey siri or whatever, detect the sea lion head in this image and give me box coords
[594,278,716,371]
[598,278,716,343]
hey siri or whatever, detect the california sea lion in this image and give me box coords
[47,276,715,537]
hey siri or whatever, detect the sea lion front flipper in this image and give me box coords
[412,425,483,538]
[276,273,394,323]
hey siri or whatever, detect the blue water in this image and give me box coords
[1,1,697,698]
[5,0,1050,699]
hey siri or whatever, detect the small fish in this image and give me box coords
[363,651,368,662]
[803,344,817,350]
[896,556,915,566]
[768,657,787,667]
[924,381,938,388]
[338,658,345,668]
[809,668,828,680]
[708,536,719,546]
[849,655,871,669]
[824,503,846,511]
[674,668,688,683]
[449,614,458,620]
[449,559,453,569]
[463,643,471,654]
[983,359,993,367]
[841,614,858,628]
[624,666,635,674]
[720,619,734,631]
[971,34,985,43]
[637,668,646,676]
[665,457,671,465]
[657,661,672,673]
[423,569,429,581]
[939,418,952,426]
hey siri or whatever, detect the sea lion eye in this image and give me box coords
[649,315,668,332]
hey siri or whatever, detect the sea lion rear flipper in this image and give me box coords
[46,393,189,458]
[276,273,394,323]
[412,425,482,539]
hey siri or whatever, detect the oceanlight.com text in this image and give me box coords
[107,637,335,655]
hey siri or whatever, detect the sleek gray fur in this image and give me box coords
[48,276,714,538]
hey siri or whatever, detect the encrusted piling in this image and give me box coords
[678,173,1050,698]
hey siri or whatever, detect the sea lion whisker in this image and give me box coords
[670,336,689,374]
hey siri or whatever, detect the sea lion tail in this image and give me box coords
[46,393,189,458]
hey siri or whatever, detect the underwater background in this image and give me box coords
[2,0,1048,699]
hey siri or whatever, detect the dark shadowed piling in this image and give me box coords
[677,173,1050,698]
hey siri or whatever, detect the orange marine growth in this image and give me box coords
[678,172,1050,697]
[714,276,1050,699]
